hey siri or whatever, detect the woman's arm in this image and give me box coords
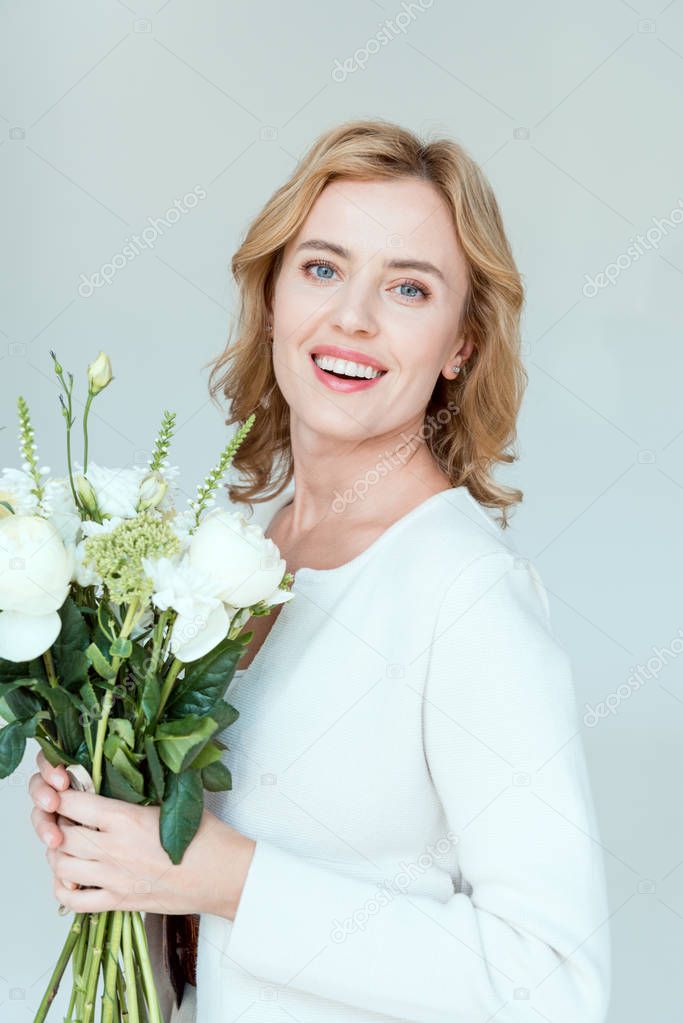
[224,551,612,1022]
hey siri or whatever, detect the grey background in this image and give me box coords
[1,1,682,1020]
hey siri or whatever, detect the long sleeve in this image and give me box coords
[226,551,612,1022]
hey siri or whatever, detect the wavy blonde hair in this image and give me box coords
[206,118,527,528]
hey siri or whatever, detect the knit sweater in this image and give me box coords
[185,485,611,1022]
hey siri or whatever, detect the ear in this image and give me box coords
[442,335,475,380]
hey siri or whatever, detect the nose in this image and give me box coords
[329,277,379,338]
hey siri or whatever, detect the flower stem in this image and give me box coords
[82,391,94,474]
[64,911,90,1020]
[43,648,58,688]
[81,910,109,1023]
[92,598,141,792]
[154,657,183,726]
[122,912,139,1023]
[131,912,163,1023]
[117,961,129,1022]
[101,910,123,1023]
[33,913,83,1022]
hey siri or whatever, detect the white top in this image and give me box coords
[197,486,611,1022]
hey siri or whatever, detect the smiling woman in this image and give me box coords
[157,118,611,1022]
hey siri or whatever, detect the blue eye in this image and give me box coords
[300,259,430,303]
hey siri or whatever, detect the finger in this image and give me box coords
[30,805,64,848]
[57,814,111,861]
[36,751,70,791]
[57,790,115,832]
[47,848,109,889]
[54,880,119,915]
[28,772,62,813]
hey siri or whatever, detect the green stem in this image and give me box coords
[43,648,59,689]
[154,657,183,727]
[122,912,139,1023]
[131,912,163,1023]
[82,910,109,1023]
[83,391,94,474]
[33,914,83,1023]
[101,910,123,1023]
[64,912,89,1021]
[117,963,129,1023]
[92,598,141,792]
[75,913,98,1021]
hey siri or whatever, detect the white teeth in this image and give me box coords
[313,354,385,379]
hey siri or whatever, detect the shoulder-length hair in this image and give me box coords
[206,118,527,528]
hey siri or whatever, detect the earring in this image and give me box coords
[451,361,462,375]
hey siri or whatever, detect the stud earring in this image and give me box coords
[451,361,462,375]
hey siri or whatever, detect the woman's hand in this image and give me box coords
[28,751,256,918]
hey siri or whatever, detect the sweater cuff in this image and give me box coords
[227,838,357,988]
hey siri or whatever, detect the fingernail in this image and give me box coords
[40,795,52,810]
[41,831,52,846]
[52,772,65,787]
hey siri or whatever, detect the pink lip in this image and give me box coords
[309,344,388,373]
[310,353,386,393]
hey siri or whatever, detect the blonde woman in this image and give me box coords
[29,119,611,1022]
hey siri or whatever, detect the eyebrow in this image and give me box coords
[294,238,446,284]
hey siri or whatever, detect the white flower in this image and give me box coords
[0,515,74,661]
[141,553,232,662]
[0,468,40,519]
[42,477,81,547]
[73,462,147,520]
[87,351,113,395]
[187,508,291,608]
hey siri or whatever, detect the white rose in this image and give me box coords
[187,508,290,609]
[0,515,75,661]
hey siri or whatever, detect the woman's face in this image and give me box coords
[270,176,472,445]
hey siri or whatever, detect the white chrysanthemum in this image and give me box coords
[141,552,235,662]
[73,461,147,519]
[0,468,40,517]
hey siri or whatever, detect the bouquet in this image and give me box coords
[0,350,294,1022]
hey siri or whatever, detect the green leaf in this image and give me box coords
[201,761,232,792]
[160,770,203,865]
[103,759,147,804]
[188,741,223,770]
[206,700,239,733]
[141,672,160,725]
[86,642,116,680]
[144,737,165,802]
[154,715,217,774]
[35,736,79,768]
[4,685,42,721]
[166,636,246,718]
[58,704,83,757]
[0,500,15,515]
[52,597,90,688]
[0,721,27,778]
[109,718,135,748]
[109,637,132,660]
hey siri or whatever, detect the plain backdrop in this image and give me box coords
[1,2,682,1020]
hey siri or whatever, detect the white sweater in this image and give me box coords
[191,485,611,1022]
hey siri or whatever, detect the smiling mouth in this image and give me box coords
[310,353,388,380]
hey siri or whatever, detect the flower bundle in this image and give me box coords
[0,351,293,1022]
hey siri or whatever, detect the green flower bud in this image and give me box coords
[76,473,99,515]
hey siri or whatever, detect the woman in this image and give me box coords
[28,119,611,1022]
